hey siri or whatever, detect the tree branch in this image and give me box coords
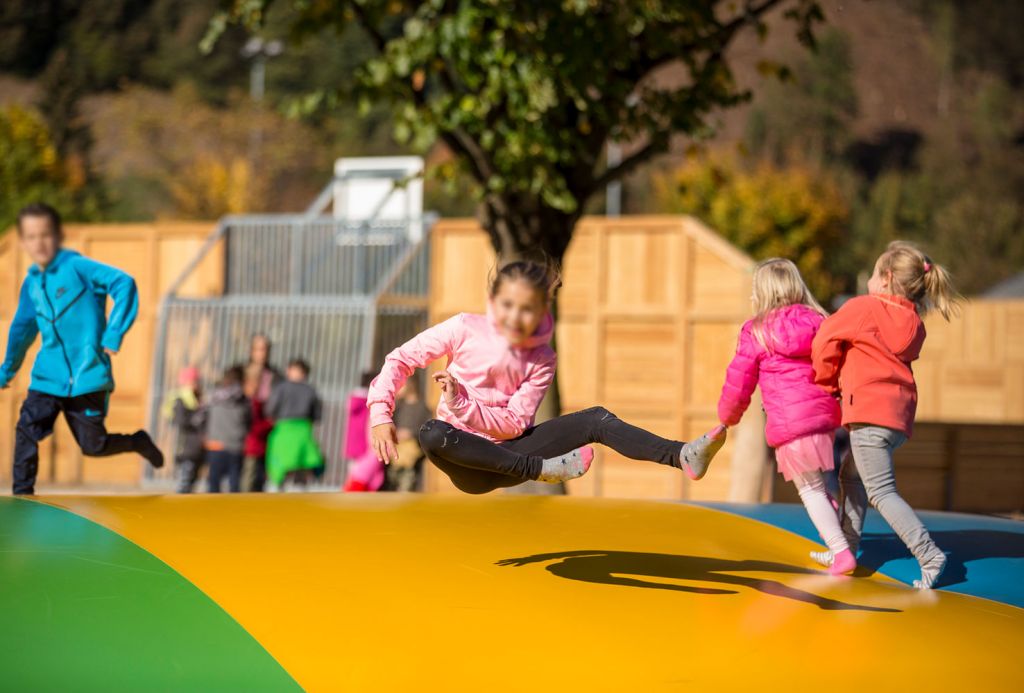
[348,2,388,53]
[588,137,667,193]
[628,0,786,83]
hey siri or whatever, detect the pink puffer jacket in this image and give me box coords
[718,304,840,448]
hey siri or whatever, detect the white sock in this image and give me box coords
[914,550,947,589]
[795,473,850,555]
[537,447,594,483]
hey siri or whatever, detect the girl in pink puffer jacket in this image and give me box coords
[714,258,852,575]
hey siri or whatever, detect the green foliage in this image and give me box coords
[207,0,823,258]
[653,153,847,299]
[0,106,102,232]
[2,1,410,220]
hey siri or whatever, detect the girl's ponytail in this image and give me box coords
[878,241,963,320]
[922,259,961,322]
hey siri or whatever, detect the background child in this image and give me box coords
[164,365,206,493]
[204,365,250,493]
[242,334,280,492]
[386,376,432,492]
[715,259,851,574]
[0,202,163,495]
[342,371,383,492]
[368,260,725,495]
[812,241,962,589]
[265,358,324,490]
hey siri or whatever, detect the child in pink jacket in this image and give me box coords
[715,259,851,575]
[367,261,726,495]
[342,373,384,492]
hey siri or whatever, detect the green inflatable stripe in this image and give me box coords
[0,498,302,691]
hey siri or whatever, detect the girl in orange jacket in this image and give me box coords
[811,241,962,588]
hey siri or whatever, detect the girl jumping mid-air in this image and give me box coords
[367,261,726,495]
[811,241,962,589]
[714,259,853,575]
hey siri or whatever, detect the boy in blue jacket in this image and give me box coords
[0,203,164,494]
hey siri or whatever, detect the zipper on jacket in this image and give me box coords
[41,273,74,395]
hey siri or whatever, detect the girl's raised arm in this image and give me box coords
[367,314,464,427]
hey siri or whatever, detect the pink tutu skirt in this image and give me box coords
[774,431,835,482]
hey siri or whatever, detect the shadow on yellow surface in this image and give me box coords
[497,550,899,612]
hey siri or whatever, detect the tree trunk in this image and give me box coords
[480,193,579,262]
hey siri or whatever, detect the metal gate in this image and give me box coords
[146,183,435,488]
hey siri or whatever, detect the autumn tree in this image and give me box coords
[207,0,823,263]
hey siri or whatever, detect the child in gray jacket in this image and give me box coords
[204,365,250,493]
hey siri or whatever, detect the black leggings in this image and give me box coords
[418,406,683,495]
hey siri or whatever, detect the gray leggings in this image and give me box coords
[839,425,940,562]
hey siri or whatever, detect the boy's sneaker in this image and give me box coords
[680,425,728,481]
[134,431,165,469]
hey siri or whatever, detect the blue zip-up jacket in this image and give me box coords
[0,249,139,397]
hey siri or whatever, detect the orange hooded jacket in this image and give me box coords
[811,294,925,437]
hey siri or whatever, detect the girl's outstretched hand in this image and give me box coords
[432,370,459,405]
[371,423,399,464]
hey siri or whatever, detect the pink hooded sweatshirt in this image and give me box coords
[367,306,556,442]
[718,304,841,448]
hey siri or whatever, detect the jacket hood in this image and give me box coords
[28,248,79,275]
[486,301,555,350]
[866,294,924,360]
[758,304,825,358]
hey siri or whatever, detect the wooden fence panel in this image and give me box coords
[917,301,1024,424]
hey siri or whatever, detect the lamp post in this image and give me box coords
[241,37,284,166]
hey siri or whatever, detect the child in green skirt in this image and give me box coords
[265,359,324,490]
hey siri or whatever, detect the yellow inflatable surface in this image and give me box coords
[28,494,1022,691]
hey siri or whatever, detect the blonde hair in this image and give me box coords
[875,241,963,320]
[750,258,828,349]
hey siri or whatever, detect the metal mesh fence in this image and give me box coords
[146,210,434,489]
